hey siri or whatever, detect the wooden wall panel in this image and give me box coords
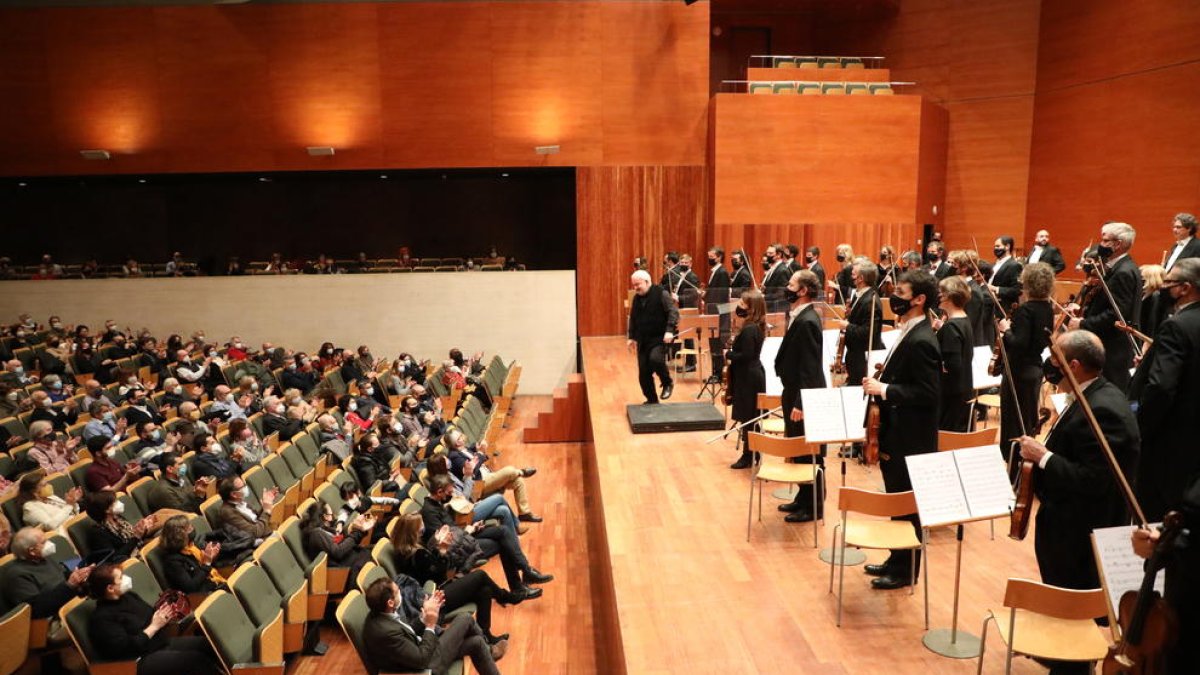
[0,2,708,176]
[576,166,708,337]
[712,94,926,225]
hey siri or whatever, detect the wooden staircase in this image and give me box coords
[522,373,588,443]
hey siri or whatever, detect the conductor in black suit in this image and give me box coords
[774,270,827,522]
[1017,331,1138,601]
[835,260,882,386]
[1133,259,1200,522]
[627,270,679,404]
[987,235,1023,313]
[1026,229,1066,274]
[1067,222,1142,391]
[805,246,826,291]
[862,270,941,590]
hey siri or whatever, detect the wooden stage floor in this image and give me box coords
[581,335,1048,675]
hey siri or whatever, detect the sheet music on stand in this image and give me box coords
[906,446,1015,527]
[1091,523,1165,620]
[800,386,868,443]
[971,345,1001,390]
[761,336,783,396]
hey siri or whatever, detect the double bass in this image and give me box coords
[1102,511,1182,675]
[862,295,884,466]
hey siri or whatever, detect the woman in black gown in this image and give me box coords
[934,276,975,431]
[728,289,768,469]
[997,262,1055,467]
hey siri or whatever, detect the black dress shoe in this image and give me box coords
[864,563,890,577]
[784,510,815,523]
[778,501,805,513]
[521,467,537,478]
[518,512,543,523]
[730,452,752,470]
[871,574,914,590]
[643,399,657,405]
[485,632,510,645]
[523,568,554,584]
[498,586,543,606]
[660,382,673,400]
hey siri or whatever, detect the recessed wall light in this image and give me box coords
[306,146,335,156]
[80,150,111,160]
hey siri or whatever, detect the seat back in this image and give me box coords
[115,492,145,525]
[263,454,296,489]
[746,433,819,459]
[228,563,286,629]
[756,393,781,410]
[335,590,378,675]
[370,538,397,578]
[63,513,93,558]
[59,597,116,670]
[120,558,164,607]
[1002,578,1108,621]
[837,487,917,517]
[201,495,224,531]
[196,590,279,672]
[254,538,307,598]
[279,516,318,574]
[279,443,310,477]
[355,561,388,593]
[128,476,156,515]
[0,603,31,675]
[67,459,91,491]
[243,466,276,506]
[937,427,1000,451]
[293,433,320,465]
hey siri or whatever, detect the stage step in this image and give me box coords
[522,373,588,442]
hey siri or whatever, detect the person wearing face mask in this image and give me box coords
[444,429,540,523]
[29,390,78,432]
[925,240,953,280]
[351,434,407,498]
[47,315,68,338]
[1066,221,1142,391]
[355,378,390,416]
[340,393,378,431]
[39,337,71,377]
[932,276,975,432]
[81,378,115,412]
[159,377,192,411]
[861,271,942,590]
[81,490,156,562]
[995,263,1056,468]
[831,244,855,305]
[1015,333,1138,643]
[225,336,249,362]
[209,384,249,422]
[833,260,883,389]
[341,345,379,387]
[123,386,165,427]
[28,419,81,474]
[41,374,71,403]
[84,434,142,492]
[173,348,208,387]
[301,500,374,586]
[729,250,753,291]
[704,246,731,301]
[336,484,401,532]
[147,453,210,514]
[233,375,269,413]
[315,413,354,461]
[132,421,174,468]
[1128,258,1200,522]
[217,475,278,543]
[226,418,268,472]
[188,433,236,482]
[262,395,304,441]
[948,249,994,348]
[86,563,218,674]
[760,243,790,310]
[803,246,826,290]
[0,382,29,419]
[159,514,226,593]
[875,246,897,292]
[282,352,320,394]
[17,470,81,532]
[986,235,1024,316]
[723,289,769,470]
[376,413,415,466]
[626,270,679,404]
[4,527,93,621]
[426,454,524,536]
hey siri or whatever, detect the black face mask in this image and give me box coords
[925,252,939,264]
[784,289,801,304]
[707,258,718,268]
[888,294,911,316]
[1097,244,1114,260]
[805,256,815,265]
[731,259,743,269]
[761,260,771,271]
[994,247,1007,259]
[1043,359,1064,385]
[734,306,748,318]
[1081,262,1097,275]
[836,254,846,263]
[679,264,690,272]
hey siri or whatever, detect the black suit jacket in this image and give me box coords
[1134,302,1200,521]
[705,265,731,306]
[762,262,790,288]
[808,261,826,290]
[1038,378,1138,531]
[834,265,854,305]
[1165,237,1200,271]
[1029,245,1066,274]
[729,265,753,290]
[929,261,953,280]
[774,305,825,409]
[1081,255,1142,388]
[362,612,440,673]
[844,288,882,353]
[122,404,164,427]
[989,257,1023,312]
[937,316,974,400]
[878,320,941,457]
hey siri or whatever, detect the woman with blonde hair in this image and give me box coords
[727,289,768,469]
[1139,263,1171,337]
[934,276,976,431]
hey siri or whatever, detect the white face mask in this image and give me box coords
[250,382,259,392]
[173,386,183,395]
[391,421,403,433]
[112,499,126,515]
[240,485,250,500]
[119,575,133,594]
[348,401,357,412]
[347,497,361,510]
[41,540,57,558]
[364,387,374,396]
[225,394,235,403]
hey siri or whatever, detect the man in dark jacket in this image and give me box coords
[1068,222,1142,391]
[4,527,92,619]
[626,270,679,404]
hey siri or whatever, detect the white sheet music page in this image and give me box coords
[952,445,1016,519]
[821,328,841,388]
[905,452,971,527]
[840,386,868,441]
[799,388,848,443]
[1092,523,1165,618]
[760,336,783,396]
[972,345,1002,390]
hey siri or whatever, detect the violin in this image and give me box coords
[862,363,884,466]
[987,303,1019,377]
[1102,511,1183,675]
[829,329,849,387]
[1008,406,1051,541]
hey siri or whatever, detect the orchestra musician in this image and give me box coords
[730,250,753,291]
[805,246,825,290]
[933,276,975,432]
[875,246,896,292]
[1164,212,1200,272]
[834,260,883,388]
[774,271,827,522]
[706,247,733,382]
[925,240,952,280]
[1016,330,1138,674]
[987,235,1023,314]
[831,244,855,304]
[762,244,791,311]
[727,289,768,470]
[1067,222,1142,391]
[1132,258,1200,523]
[1026,229,1066,274]
[949,249,994,348]
[626,270,678,405]
[862,270,941,589]
[996,263,1055,465]
[659,251,681,289]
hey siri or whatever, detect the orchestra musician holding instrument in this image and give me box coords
[933,275,975,431]
[727,289,768,470]
[834,259,883,388]
[861,271,941,590]
[995,263,1055,466]
[1066,222,1143,391]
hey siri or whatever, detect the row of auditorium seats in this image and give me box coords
[748,82,895,96]
[766,56,872,69]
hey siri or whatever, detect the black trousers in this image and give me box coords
[781,386,824,515]
[939,391,973,432]
[1034,503,1101,675]
[432,613,500,675]
[881,450,924,577]
[440,569,499,635]
[1000,366,1040,465]
[138,636,218,675]
[636,340,672,403]
[474,523,530,591]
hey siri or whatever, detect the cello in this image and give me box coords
[1102,511,1182,675]
[861,293,884,466]
[1008,405,1050,540]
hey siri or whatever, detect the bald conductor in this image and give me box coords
[627,270,680,404]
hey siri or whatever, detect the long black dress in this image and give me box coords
[937,316,975,431]
[726,321,766,423]
[1000,300,1054,464]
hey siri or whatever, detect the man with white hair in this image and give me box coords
[1067,221,1142,390]
[1026,229,1066,273]
[626,269,679,404]
[4,527,92,619]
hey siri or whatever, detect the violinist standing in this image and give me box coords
[934,276,975,431]
[773,272,826,522]
[996,263,1055,466]
[727,289,768,470]
[987,236,1023,315]
[705,247,733,382]
[862,271,941,590]
[836,260,883,387]
[1067,222,1142,391]
[1017,330,1139,674]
